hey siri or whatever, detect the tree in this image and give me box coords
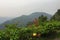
[39,15,47,22]
[33,18,39,26]
[38,15,47,26]
[51,9,60,21]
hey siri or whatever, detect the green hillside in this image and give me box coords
[0,12,51,28]
[0,9,60,40]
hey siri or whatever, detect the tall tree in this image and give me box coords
[33,18,39,26]
[38,15,47,22]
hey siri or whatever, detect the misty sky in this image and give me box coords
[0,0,60,18]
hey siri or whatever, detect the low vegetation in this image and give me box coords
[0,9,60,40]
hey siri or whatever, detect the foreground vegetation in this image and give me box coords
[0,9,60,40]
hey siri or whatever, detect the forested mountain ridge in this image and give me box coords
[0,12,51,28]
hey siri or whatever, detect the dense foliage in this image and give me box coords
[51,9,60,21]
[0,9,60,40]
[0,21,60,40]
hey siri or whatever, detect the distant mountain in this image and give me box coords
[0,12,52,28]
[0,17,12,24]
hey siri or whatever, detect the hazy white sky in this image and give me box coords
[0,0,60,17]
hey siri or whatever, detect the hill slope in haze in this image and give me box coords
[0,12,52,28]
[0,17,12,24]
